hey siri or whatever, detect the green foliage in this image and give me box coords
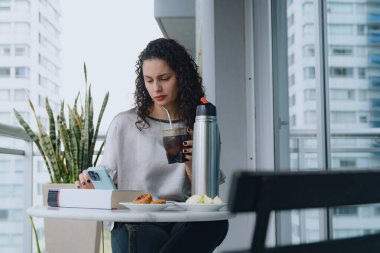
[14,64,109,183]
[29,216,41,253]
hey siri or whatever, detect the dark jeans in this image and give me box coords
[111,220,229,253]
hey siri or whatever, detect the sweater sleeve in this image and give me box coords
[98,117,119,184]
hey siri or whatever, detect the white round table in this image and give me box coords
[27,206,234,253]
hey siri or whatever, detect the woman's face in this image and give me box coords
[143,58,179,111]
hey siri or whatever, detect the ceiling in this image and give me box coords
[154,0,196,57]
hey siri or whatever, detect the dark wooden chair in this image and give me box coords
[226,170,380,253]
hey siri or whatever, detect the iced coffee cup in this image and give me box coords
[162,128,190,164]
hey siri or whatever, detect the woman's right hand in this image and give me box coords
[74,170,95,189]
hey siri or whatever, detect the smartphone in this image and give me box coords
[87,167,116,190]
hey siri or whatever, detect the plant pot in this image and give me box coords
[43,183,101,253]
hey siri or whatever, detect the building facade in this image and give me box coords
[0,0,61,252]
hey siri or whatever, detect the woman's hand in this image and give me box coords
[183,128,193,180]
[74,170,95,189]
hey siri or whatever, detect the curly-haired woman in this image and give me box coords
[76,38,228,253]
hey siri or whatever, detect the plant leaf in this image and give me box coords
[29,216,41,253]
[45,97,56,152]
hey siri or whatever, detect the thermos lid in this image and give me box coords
[196,98,216,116]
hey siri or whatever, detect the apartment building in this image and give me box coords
[287,0,380,242]
[0,0,61,252]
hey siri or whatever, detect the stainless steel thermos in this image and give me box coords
[191,98,220,198]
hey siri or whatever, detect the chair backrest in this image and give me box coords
[228,170,380,253]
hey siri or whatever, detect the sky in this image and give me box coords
[60,0,163,133]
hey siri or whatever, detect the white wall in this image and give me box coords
[196,0,256,251]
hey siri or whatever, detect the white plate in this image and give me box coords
[119,202,171,212]
[174,202,227,212]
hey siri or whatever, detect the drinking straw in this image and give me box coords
[161,106,173,128]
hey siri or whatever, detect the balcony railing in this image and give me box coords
[0,123,105,253]
[2,124,380,252]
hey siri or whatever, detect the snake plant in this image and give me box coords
[14,64,109,183]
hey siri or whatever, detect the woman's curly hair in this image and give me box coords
[134,38,205,131]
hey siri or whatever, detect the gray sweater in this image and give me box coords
[100,108,191,201]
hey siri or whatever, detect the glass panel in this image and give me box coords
[0,153,27,253]
[326,0,380,239]
[284,0,324,246]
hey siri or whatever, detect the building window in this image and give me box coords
[356,46,367,56]
[288,74,295,86]
[356,3,366,14]
[331,111,356,123]
[288,53,294,66]
[329,46,353,56]
[14,0,30,12]
[0,22,11,34]
[329,67,354,78]
[14,22,30,34]
[0,160,10,173]
[288,34,294,46]
[0,67,10,78]
[0,185,11,197]
[0,210,8,220]
[14,89,29,101]
[289,94,296,106]
[11,234,23,245]
[333,207,358,216]
[290,115,296,127]
[327,2,353,14]
[13,185,23,197]
[359,114,369,123]
[0,0,11,11]
[357,25,366,35]
[303,45,315,57]
[0,235,9,246]
[0,89,10,100]
[328,24,354,35]
[304,111,316,124]
[303,2,313,15]
[11,209,23,221]
[304,89,316,101]
[358,68,366,79]
[288,13,294,27]
[0,44,10,56]
[304,67,315,79]
[15,67,30,78]
[368,90,380,99]
[14,160,24,173]
[15,44,30,57]
[0,112,10,124]
[303,24,314,36]
[330,89,355,100]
